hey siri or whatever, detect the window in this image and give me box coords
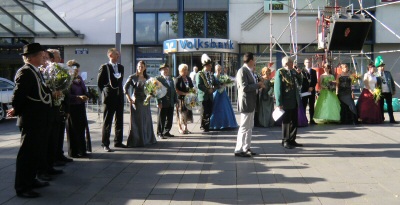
[136,13,156,43]
[184,12,204,38]
[206,12,227,38]
[158,13,178,42]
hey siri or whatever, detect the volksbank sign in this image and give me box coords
[163,38,238,54]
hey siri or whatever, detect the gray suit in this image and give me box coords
[235,65,259,153]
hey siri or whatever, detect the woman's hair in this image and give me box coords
[67,59,80,68]
[324,63,331,74]
[178,63,188,73]
[261,66,271,76]
[137,60,149,78]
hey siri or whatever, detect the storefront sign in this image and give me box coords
[75,48,88,54]
[163,38,238,54]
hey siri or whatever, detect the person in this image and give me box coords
[336,64,358,125]
[355,63,383,124]
[314,64,341,123]
[196,54,219,132]
[66,60,90,158]
[256,66,275,127]
[234,52,265,157]
[124,61,157,147]
[97,48,126,152]
[47,49,73,165]
[156,64,177,139]
[9,43,52,198]
[274,56,303,149]
[300,58,317,124]
[189,66,198,87]
[175,64,194,134]
[209,64,238,130]
[375,56,398,124]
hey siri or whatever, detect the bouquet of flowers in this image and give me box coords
[184,90,201,111]
[143,77,167,105]
[328,81,336,92]
[43,62,73,106]
[372,88,382,104]
[350,73,361,85]
[218,75,235,87]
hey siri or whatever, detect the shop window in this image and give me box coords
[240,45,257,53]
[135,13,156,44]
[184,12,204,38]
[206,12,227,38]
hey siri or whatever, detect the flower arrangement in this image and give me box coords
[184,92,201,111]
[143,77,167,105]
[218,75,235,87]
[350,73,361,85]
[372,88,382,103]
[43,62,73,106]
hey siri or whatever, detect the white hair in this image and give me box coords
[281,56,293,67]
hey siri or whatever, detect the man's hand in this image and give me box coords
[79,95,88,102]
[308,87,314,92]
[7,108,15,118]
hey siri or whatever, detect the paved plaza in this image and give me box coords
[0,107,400,205]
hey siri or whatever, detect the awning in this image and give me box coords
[0,0,83,38]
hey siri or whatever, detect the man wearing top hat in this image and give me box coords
[156,64,177,139]
[375,56,398,124]
[196,54,219,132]
[97,48,126,152]
[8,43,55,198]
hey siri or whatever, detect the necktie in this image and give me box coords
[113,64,118,73]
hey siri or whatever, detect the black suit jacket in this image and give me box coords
[156,75,177,108]
[12,64,52,127]
[301,68,317,95]
[97,63,124,104]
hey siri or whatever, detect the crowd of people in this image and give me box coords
[6,43,399,197]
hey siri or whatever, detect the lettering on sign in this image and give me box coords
[75,48,89,54]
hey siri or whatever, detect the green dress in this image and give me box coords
[314,75,341,123]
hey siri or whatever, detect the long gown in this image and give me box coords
[314,75,341,123]
[209,75,238,130]
[337,75,357,124]
[257,79,275,127]
[124,74,157,147]
[297,98,309,127]
[356,73,383,124]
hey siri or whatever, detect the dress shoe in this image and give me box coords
[114,143,128,148]
[247,149,257,155]
[390,120,399,124]
[290,141,303,147]
[234,151,252,157]
[164,132,175,137]
[53,160,66,167]
[102,145,113,152]
[33,179,50,188]
[59,155,73,162]
[283,142,295,149]
[17,190,40,198]
[157,134,167,139]
[309,120,317,125]
[37,174,52,181]
[48,168,63,175]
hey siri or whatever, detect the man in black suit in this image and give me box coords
[97,48,126,152]
[156,64,177,139]
[301,58,317,124]
[9,43,53,198]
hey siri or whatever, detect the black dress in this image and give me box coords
[175,76,194,125]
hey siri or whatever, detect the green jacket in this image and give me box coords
[196,70,219,102]
[274,68,302,110]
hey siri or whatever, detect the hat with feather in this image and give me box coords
[201,53,212,66]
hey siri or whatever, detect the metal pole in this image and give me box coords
[116,0,122,63]
[269,0,273,65]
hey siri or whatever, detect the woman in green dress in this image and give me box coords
[314,64,341,123]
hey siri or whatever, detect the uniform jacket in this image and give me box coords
[274,68,303,110]
[97,63,124,104]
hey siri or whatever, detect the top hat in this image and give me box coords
[201,54,212,66]
[159,63,169,71]
[375,56,385,67]
[20,43,45,56]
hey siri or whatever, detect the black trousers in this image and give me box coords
[380,92,395,122]
[302,94,315,121]
[67,104,87,156]
[201,99,213,131]
[282,107,298,143]
[102,100,124,147]
[15,124,47,193]
[157,106,174,135]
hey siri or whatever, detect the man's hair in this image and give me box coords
[282,56,293,67]
[193,66,198,72]
[243,52,254,64]
[107,48,118,55]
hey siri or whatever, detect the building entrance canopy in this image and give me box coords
[0,0,83,38]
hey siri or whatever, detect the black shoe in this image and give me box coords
[309,120,317,125]
[290,141,303,147]
[247,149,257,155]
[157,134,167,139]
[203,129,209,133]
[59,155,73,162]
[283,142,295,149]
[17,190,40,198]
[164,132,175,137]
[53,160,66,167]
[37,174,52,181]
[102,145,113,152]
[234,151,252,157]
[48,168,63,175]
[33,179,50,188]
[114,143,128,148]
[390,120,399,124]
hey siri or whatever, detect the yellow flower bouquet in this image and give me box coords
[372,88,382,104]
[143,77,167,105]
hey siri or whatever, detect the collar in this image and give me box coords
[109,61,118,67]
[28,63,40,73]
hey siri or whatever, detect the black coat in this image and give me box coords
[97,63,124,105]
[300,68,317,95]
